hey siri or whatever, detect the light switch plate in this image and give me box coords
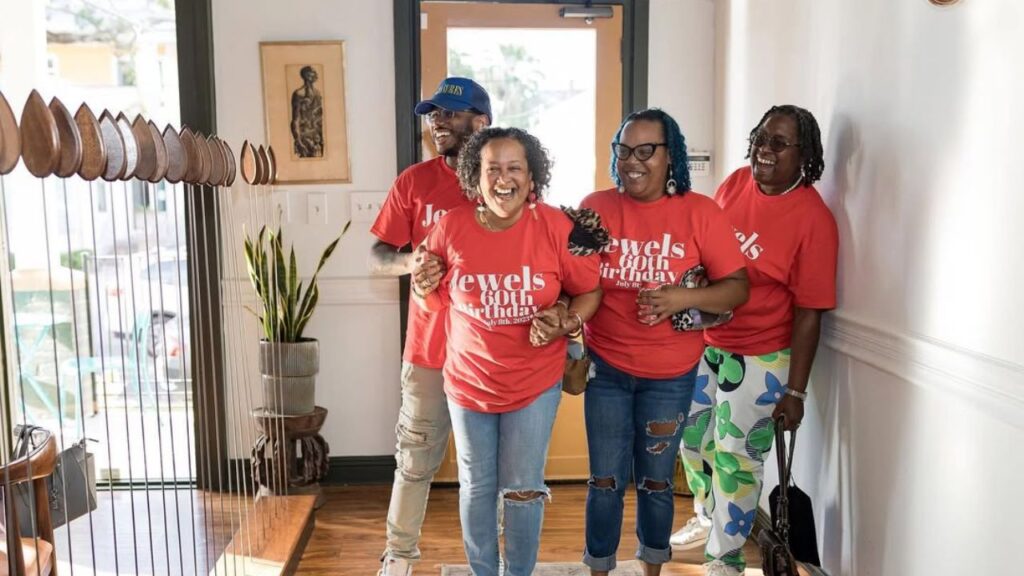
[270,191,290,224]
[308,192,327,224]
[351,191,387,223]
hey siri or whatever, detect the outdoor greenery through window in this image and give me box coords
[448,28,597,207]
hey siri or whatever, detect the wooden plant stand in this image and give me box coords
[251,406,330,509]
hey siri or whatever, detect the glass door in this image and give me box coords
[420,1,624,480]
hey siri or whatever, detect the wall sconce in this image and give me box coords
[929,0,961,5]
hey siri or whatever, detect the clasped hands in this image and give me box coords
[411,245,445,297]
[529,304,581,348]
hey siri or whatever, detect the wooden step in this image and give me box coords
[208,495,316,576]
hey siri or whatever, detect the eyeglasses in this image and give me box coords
[749,132,799,153]
[425,109,457,124]
[425,108,478,125]
[612,142,667,162]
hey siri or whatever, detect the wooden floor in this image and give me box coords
[55,488,250,575]
[296,484,763,575]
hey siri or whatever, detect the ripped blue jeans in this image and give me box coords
[583,352,696,571]
[447,382,561,576]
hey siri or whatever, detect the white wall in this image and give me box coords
[711,1,1024,574]
[648,0,716,196]
[212,0,720,460]
[211,0,402,457]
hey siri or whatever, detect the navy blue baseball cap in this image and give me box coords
[414,77,492,121]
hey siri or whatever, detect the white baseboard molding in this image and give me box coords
[822,313,1024,426]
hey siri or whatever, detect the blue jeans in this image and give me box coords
[447,382,561,576]
[583,352,697,571]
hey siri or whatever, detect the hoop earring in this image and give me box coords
[528,192,538,219]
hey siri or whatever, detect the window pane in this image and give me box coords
[448,28,597,207]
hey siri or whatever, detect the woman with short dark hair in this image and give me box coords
[412,126,604,576]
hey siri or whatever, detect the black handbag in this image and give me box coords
[770,478,822,566]
[12,425,97,535]
[757,416,800,576]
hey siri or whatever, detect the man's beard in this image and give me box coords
[438,124,473,157]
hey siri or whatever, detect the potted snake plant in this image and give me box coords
[243,222,350,415]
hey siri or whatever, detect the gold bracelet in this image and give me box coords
[567,310,584,338]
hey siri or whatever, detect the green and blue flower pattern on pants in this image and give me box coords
[680,346,791,571]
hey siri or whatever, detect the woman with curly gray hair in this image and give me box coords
[411,127,605,576]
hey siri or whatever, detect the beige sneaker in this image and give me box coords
[378,557,412,576]
[670,515,712,550]
[703,560,744,576]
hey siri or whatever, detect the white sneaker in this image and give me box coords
[703,560,744,576]
[378,557,412,576]
[670,515,712,550]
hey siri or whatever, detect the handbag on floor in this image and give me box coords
[757,416,800,576]
[12,425,97,535]
[562,334,590,395]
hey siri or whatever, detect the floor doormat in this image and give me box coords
[440,560,643,575]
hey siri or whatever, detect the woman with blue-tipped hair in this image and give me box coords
[579,108,750,576]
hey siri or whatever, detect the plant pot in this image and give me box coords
[259,339,319,415]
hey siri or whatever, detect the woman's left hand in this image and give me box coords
[636,285,690,325]
[772,395,805,431]
[530,306,569,347]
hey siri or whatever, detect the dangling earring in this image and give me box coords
[617,183,625,193]
[476,186,486,212]
[666,166,678,195]
[528,191,538,220]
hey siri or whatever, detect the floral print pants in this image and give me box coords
[680,345,791,571]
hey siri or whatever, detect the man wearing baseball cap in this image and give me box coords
[369,77,491,576]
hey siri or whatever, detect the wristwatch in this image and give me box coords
[785,388,807,401]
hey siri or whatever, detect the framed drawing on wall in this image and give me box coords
[260,41,351,183]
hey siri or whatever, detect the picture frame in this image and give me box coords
[259,41,351,184]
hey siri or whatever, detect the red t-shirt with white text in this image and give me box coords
[581,189,745,378]
[371,156,473,369]
[425,203,600,413]
[706,167,838,355]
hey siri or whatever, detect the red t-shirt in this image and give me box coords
[371,156,473,369]
[425,203,600,413]
[706,167,839,355]
[581,189,745,378]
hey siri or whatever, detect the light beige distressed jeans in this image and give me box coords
[383,362,451,562]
